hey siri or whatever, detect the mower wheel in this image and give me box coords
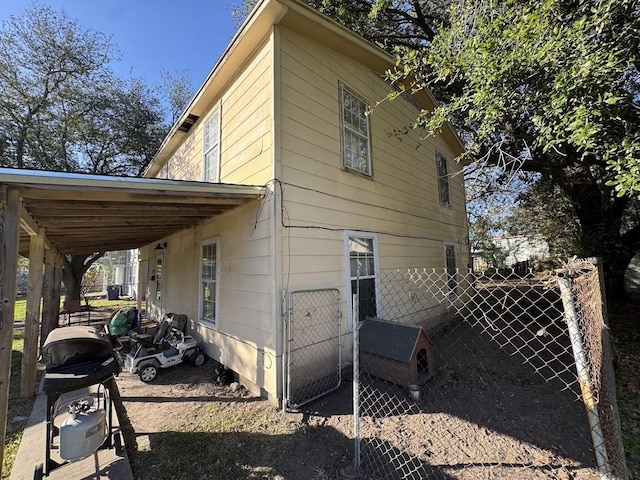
[139,363,158,382]
[189,351,206,367]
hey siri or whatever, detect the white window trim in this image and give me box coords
[444,242,458,297]
[339,82,373,177]
[198,237,220,330]
[154,251,164,308]
[343,231,381,332]
[202,106,221,183]
[437,152,451,207]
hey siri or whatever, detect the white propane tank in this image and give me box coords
[59,408,107,461]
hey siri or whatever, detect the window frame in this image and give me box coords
[343,231,380,331]
[202,106,221,183]
[338,82,373,177]
[436,152,451,207]
[154,252,164,305]
[444,243,458,297]
[198,237,220,329]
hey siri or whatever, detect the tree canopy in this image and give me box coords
[0,4,193,302]
[232,0,640,294]
[0,4,186,176]
[383,0,640,292]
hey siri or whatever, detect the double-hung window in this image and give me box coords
[203,108,220,183]
[437,153,451,207]
[444,244,458,296]
[199,238,219,328]
[339,83,372,176]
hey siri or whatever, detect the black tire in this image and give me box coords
[114,432,123,456]
[34,464,43,480]
[189,351,206,367]
[139,364,158,382]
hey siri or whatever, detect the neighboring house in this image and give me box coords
[492,235,550,267]
[139,0,468,403]
[96,250,140,298]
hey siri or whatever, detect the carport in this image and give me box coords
[0,167,264,472]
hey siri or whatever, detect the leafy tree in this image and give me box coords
[160,69,194,126]
[0,5,178,304]
[506,180,583,259]
[0,4,117,169]
[261,0,639,297]
[396,0,640,297]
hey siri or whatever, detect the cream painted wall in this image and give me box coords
[141,22,469,401]
[143,198,277,397]
[277,27,469,331]
[144,35,278,398]
[160,37,274,186]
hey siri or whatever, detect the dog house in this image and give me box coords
[359,317,435,394]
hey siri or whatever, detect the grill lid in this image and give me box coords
[41,326,114,372]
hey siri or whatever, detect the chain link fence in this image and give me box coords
[353,260,627,479]
[284,288,342,410]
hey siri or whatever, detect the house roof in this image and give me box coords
[0,168,263,256]
[144,0,465,178]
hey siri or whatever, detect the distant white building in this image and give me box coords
[492,235,549,267]
[97,249,139,299]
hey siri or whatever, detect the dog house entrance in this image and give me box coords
[359,317,435,395]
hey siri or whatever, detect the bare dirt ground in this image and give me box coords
[113,342,602,480]
[113,361,355,480]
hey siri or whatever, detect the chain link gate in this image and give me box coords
[284,288,342,411]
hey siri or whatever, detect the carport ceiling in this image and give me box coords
[0,169,264,256]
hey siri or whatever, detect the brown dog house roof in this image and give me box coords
[359,317,435,388]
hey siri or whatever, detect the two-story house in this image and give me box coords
[138,0,468,404]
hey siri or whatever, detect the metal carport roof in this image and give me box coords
[0,168,264,256]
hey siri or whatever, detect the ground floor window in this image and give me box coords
[444,243,458,296]
[200,237,219,328]
[155,253,163,303]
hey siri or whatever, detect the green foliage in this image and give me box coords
[387,0,639,197]
[0,4,170,175]
[506,180,583,258]
[469,215,508,269]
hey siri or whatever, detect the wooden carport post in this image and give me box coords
[0,187,21,478]
[41,248,62,347]
[21,228,45,400]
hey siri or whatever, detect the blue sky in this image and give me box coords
[0,1,242,90]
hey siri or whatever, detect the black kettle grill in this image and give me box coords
[36,326,122,478]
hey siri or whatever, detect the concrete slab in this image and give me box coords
[9,380,133,480]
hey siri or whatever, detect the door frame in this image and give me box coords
[343,230,381,331]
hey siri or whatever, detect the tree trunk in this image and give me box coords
[559,164,637,304]
[61,253,104,309]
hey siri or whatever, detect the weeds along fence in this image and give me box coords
[353,259,627,479]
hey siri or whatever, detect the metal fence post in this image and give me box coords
[557,277,611,479]
[353,291,361,472]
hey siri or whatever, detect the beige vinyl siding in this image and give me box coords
[220,37,273,185]
[146,197,277,396]
[157,38,273,186]
[277,26,468,295]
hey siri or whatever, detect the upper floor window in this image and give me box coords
[437,153,451,207]
[203,108,220,183]
[339,83,372,176]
